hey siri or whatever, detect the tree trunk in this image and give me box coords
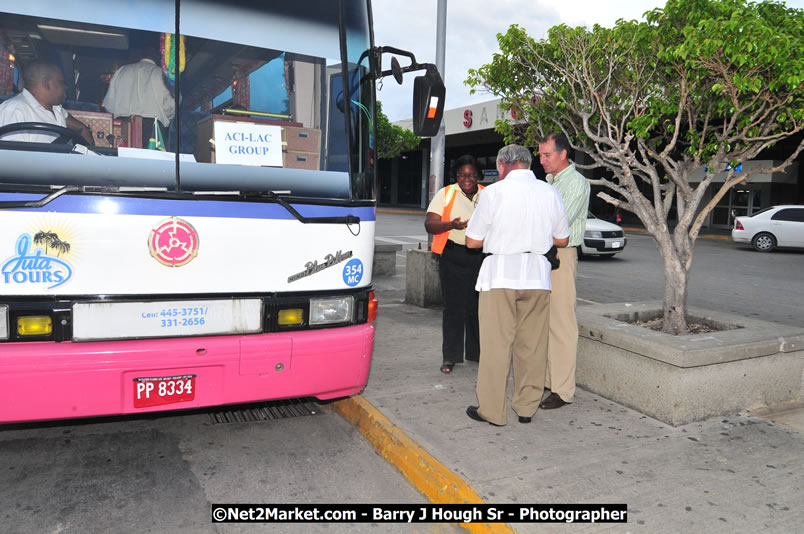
[661,247,689,335]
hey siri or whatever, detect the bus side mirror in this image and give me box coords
[412,69,445,138]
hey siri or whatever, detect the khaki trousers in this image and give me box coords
[545,246,579,402]
[476,288,550,426]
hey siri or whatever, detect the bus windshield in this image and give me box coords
[0,0,375,201]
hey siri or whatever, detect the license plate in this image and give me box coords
[133,375,196,408]
[611,241,621,248]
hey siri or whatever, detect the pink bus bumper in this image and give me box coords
[0,324,374,423]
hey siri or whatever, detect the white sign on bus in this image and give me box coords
[214,122,283,167]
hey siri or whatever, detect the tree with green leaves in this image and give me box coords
[467,0,803,334]
[376,100,421,159]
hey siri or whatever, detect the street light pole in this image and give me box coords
[427,0,447,250]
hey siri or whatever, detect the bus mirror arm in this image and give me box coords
[372,46,438,84]
[372,47,445,138]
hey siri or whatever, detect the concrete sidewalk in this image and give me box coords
[337,272,804,533]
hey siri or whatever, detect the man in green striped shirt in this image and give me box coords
[538,133,590,410]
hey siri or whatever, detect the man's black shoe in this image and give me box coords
[466,406,503,426]
[539,392,569,410]
[518,416,532,424]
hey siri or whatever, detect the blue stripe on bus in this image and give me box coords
[0,193,376,221]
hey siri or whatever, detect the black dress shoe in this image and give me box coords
[518,416,532,424]
[539,392,569,410]
[466,406,503,426]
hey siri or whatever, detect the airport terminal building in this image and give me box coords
[381,99,802,229]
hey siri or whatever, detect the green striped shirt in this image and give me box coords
[547,164,590,247]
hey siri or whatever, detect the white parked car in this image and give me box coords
[579,212,627,257]
[731,205,804,252]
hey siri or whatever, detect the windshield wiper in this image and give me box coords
[0,186,81,209]
[0,185,171,210]
[242,191,361,225]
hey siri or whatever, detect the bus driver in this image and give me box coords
[0,61,94,145]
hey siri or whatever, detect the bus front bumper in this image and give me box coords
[0,324,374,424]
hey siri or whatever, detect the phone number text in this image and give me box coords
[141,306,209,320]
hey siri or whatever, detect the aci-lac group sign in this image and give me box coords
[215,121,283,167]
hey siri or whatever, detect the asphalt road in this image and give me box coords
[575,232,804,328]
[0,404,460,534]
[375,211,804,328]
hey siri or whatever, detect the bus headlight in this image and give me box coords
[310,296,354,326]
[0,305,8,340]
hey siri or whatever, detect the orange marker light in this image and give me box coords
[367,291,378,322]
[427,96,439,119]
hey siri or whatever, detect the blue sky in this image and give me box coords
[372,0,804,122]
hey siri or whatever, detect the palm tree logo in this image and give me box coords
[33,231,72,257]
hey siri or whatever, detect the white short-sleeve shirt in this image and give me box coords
[0,89,69,143]
[103,59,176,127]
[465,169,569,291]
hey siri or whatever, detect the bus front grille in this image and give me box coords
[206,398,321,424]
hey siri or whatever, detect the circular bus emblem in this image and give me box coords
[148,217,199,267]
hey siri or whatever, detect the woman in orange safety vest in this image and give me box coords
[424,155,485,374]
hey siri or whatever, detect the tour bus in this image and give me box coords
[0,0,444,423]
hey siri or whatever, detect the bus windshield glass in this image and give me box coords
[0,0,376,201]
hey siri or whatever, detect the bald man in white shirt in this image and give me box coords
[0,61,94,145]
[464,144,570,426]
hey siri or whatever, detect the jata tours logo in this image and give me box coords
[148,217,199,267]
[2,231,75,289]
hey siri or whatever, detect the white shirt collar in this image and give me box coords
[504,168,536,181]
[21,88,48,112]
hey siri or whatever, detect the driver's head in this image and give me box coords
[22,61,67,110]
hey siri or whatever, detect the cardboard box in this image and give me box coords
[283,150,320,170]
[283,127,320,153]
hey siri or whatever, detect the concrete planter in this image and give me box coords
[373,243,403,277]
[576,301,804,426]
[404,249,442,307]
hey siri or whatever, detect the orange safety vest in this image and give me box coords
[431,183,484,254]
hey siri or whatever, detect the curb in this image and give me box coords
[333,395,515,534]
